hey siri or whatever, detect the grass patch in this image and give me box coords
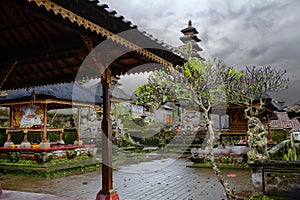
[249,195,288,200]
[0,156,101,177]
[188,162,250,169]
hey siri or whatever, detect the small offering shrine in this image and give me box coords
[0,83,101,167]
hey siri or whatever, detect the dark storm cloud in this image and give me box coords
[195,0,300,80]
[100,0,300,102]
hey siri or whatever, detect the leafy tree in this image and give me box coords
[135,71,177,109]
[222,66,289,164]
[135,57,237,199]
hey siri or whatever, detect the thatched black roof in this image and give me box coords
[96,84,131,103]
[0,82,131,107]
[0,82,102,105]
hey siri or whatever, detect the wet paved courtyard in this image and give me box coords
[0,156,253,200]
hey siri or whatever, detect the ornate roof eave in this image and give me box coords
[27,0,174,70]
[0,98,100,109]
[111,97,131,104]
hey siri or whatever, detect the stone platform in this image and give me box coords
[0,144,99,176]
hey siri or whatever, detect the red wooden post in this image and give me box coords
[97,69,119,200]
[77,107,81,141]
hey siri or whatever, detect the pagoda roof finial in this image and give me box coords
[180,20,199,35]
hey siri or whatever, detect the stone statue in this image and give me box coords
[247,117,269,164]
[20,105,41,128]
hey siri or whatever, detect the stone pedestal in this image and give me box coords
[39,141,51,148]
[249,164,263,197]
[96,191,119,200]
[74,140,83,146]
[57,139,65,145]
[4,141,14,148]
[20,142,31,148]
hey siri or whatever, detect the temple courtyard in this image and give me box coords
[0,157,253,200]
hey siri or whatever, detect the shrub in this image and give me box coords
[0,131,7,146]
[63,130,77,144]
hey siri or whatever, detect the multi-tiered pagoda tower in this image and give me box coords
[179,20,204,60]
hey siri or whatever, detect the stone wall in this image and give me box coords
[262,161,300,199]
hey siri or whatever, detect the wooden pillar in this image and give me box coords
[59,130,64,142]
[42,104,47,142]
[267,115,272,142]
[22,129,28,142]
[87,107,91,121]
[218,112,222,133]
[39,104,50,148]
[6,131,11,142]
[4,109,14,147]
[113,103,118,122]
[4,130,14,148]
[77,107,81,141]
[97,68,119,200]
[19,128,31,148]
[268,125,272,141]
[73,107,83,146]
[9,107,12,127]
[101,78,113,192]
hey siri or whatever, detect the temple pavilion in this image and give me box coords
[0,1,185,199]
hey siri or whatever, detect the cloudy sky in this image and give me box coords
[101,0,300,104]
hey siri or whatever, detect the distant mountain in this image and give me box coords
[270,80,300,106]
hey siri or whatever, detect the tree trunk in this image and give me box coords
[203,111,236,200]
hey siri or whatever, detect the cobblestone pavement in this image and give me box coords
[0,157,253,200]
